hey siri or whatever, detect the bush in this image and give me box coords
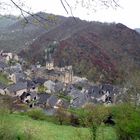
[27,109,46,120]
[111,104,140,140]
[55,107,71,125]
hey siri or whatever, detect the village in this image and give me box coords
[0,50,122,113]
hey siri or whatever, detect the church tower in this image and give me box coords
[45,48,54,70]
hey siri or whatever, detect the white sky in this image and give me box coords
[2,0,140,29]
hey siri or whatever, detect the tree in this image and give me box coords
[126,68,140,107]
[112,104,140,140]
[84,104,110,140]
[70,104,110,140]
[115,55,140,106]
[55,107,69,125]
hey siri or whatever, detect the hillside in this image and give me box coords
[0,12,66,52]
[20,17,140,83]
[0,113,116,140]
[0,13,140,83]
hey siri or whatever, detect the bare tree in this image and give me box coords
[126,68,140,107]
[116,56,140,106]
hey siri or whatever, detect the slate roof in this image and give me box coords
[38,93,51,104]
[70,93,89,108]
[44,80,55,92]
[68,89,90,107]
[0,61,8,69]
[54,81,64,92]
[5,68,21,75]
[27,80,36,88]
[47,95,58,107]
[7,82,27,92]
[101,84,114,93]
[32,77,46,85]
[14,72,26,82]
[88,85,103,98]
[88,84,117,96]
[46,69,65,76]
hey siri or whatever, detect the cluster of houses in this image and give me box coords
[0,50,122,112]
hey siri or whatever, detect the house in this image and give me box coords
[20,91,38,108]
[10,63,22,72]
[5,82,27,97]
[37,93,51,108]
[54,81,65,93]
[13,54,19,61]
[1,52,13,62]
[0,83,6,95]
[47,95,69,109]
[72,76,88,83]
[1,51,19,62]
[0,61,8,72]
[45,60,73,84]
[27,80,37,92]
[8,72,26,83]
[55,98,69,109]
[44,80,55,93]
[47,95,59,108]
[88,84,119,104]
[68,89,90,108]
[44,80,65,94]
[32,77,46,85]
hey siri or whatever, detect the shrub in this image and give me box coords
[55,107,70,125]
[112,104,140,140]
[27,109,46,120]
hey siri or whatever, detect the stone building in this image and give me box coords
[45,60,73,84]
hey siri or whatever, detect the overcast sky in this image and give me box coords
[2,0,140,29]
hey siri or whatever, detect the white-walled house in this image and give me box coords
[0,84,6,95]
[5,82,27,97]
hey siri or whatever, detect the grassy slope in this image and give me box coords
[0,114,117,140]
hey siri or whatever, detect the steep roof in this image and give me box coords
[47,95,58,107]
[101,84,114,93]
[32,77,46,85]
[38,93,51,104]
[7,82,27,92]
[0,61,8,69]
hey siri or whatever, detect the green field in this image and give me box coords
[0,113,117,140]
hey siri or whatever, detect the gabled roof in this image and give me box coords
[54,82,64,92]
[38,93,51,104]
[88,84,120,102]
[7,82,27,92]
[101,84,114,93]
[0,61,8,69]
[32,77,46,85]
[27,80,36,88]
[68,89,90,108]
[47,95,58,107]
